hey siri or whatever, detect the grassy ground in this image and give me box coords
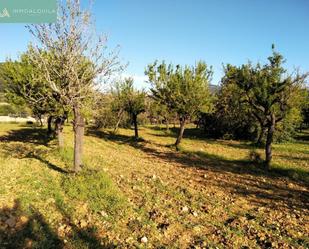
[0,123,308,248]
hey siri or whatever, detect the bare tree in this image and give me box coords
[27,0,122,172]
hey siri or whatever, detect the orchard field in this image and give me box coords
[0,1,309,248]
[0,123,308,248]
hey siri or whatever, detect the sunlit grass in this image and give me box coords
[138,124,309,182]
[0,123,308,248]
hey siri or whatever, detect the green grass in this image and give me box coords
[0,123,308,248]
[150,124,309,183]
[0,123,126,248]
[62,169,127,216]
[57,147,74,168]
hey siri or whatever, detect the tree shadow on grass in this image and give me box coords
[216,141,261,150]
[224,140,309,156]
[0,199,63,249]
[0,199,116,249]
[86,129,144,143]
[0,142,70,174]
[134,141,309,211]
[54,202,117,249]
[147,126,211,139]
[89,130,309,211]
[0,127,53,146]
[0,127,70,174]
[148,127,260,150]
[31,153,70,174]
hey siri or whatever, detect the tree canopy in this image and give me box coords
[145,61,213,146]
[223,47,308,166]
[26,0,122,172]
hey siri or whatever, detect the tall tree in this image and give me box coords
[145,61,212,147]
[228,47,308,167]
[27,0,121,172]
[114,78,146,139]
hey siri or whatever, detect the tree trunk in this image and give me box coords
[133,114,138,139]
[196,119,200,129]
[73,106,85,173]
[257,125,266,145]
[55,117,64,148]
[175,117,186,147]
[265,116,275,169]
[47,115,53,135]
[165,117,169,132]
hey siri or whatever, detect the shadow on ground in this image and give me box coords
[0,127,53,146]
[87,129,309,212]
[0,199,116,249]
[0,127,70,174]
[295,129,309,141]
[0,199,63,249]
[146,126,210,140]
[87,129,145,143]
[1,127,308,215]
[54,202,116,249]
[0,127,119,248]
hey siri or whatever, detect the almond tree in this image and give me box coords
[27,0,121,172]
[230,47,308,167]
[114,78,146,139]
[145,61,212,147]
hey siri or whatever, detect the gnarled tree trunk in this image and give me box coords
[73,106,85,173]
[265,115,275,169]
[175,117,186,147]
[257,125,266,146]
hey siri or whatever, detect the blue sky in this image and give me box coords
[0,0,308,87]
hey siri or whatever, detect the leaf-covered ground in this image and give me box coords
[0,123,308,248]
